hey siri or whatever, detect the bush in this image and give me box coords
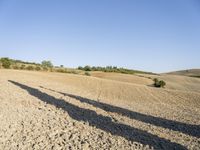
[35,66,41,71]
[42,67,48,71]
[26,65,34,70]
[85,71,91,76]
[13,65,20,70]
[70,70,78,74]
[0,57,11,68]
[159,80,166,87]
[56,68,66,73]
[20,64,26,70]
[154,78,166,88]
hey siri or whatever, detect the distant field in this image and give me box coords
[0,69,200,149]
[90,71,153,85]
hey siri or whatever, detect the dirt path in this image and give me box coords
[0,70,199,149]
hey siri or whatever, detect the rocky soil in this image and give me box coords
[0,70,199,150]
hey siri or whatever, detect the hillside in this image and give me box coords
[0,57,154,76]
[167,69,200,78]
[0,69,199,149]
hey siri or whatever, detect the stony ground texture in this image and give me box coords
[0,70,199,150]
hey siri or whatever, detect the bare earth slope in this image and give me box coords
[0,70,199,150]
[167,69,200,77]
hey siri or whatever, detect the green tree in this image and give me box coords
[41,60,53,68]
[0,57,11,68]
[84,65,91,71]
[78,66,83,70]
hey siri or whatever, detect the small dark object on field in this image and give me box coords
[153,78,166,88]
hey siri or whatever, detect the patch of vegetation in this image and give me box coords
[85,71,91,76]
[26,65,34,70]
[56,68,79,74]
[13,65,20,70]
[35,66,41,71]
[0,57,11,68]
[189,75,200,78]
[0,57,156,76]
[42,67,48,71]
[10,59,40,66]
[83,66,92,71]
[56,68,68,73]
[41,60,53,68]
[20,64,26,70]
[78,65,155,75]
[153,78,166,88]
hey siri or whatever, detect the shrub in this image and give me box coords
[154,78,166,88]
[35,66,41,71]
[56,68,66,73]
[26,65,34,70]
[42,67,48,71]
[190,75,200,78]
[85,71,91,76]
[20,64,26,70]
[159,80,166,87]
[70,70,78,74]
[0,57,11,68]
[13,65,20,70]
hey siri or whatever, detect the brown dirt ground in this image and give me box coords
[0,70,199,150]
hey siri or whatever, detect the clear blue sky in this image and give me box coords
[0,0,200,73]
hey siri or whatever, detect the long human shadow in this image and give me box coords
[8,80,186,150]
[39,86,200,138]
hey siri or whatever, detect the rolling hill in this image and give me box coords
[167,69,200,78]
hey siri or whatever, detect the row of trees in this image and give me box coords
[0,57,53,69]
[77,65,152,75]
[0,58,156,77]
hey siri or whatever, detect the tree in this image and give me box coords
[0,57,11,68]
[78,66,83,70]
[41,60,53,68]
[84,65,91,71]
